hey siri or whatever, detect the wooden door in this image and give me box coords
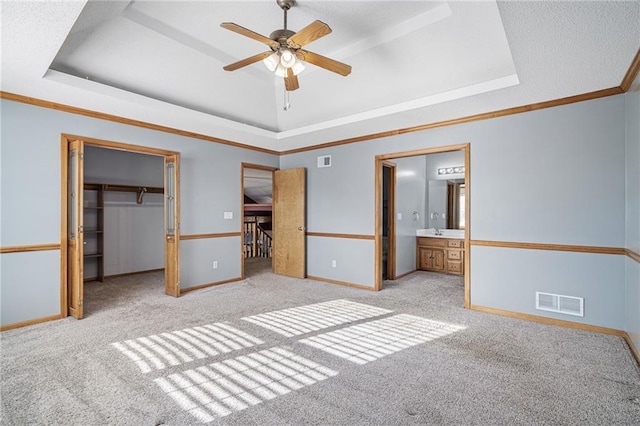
[273,168,306,278]
[164,154,180,296]
[68,140,84,318]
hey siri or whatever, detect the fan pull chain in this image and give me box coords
[283,86,291,111]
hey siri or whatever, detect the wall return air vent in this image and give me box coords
[317,155,331,168]
[536,292,584,317]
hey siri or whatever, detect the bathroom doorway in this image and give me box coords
[381,161,396,280]
[374,144,470,307]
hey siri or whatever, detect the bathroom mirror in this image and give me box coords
[427,179,465,229]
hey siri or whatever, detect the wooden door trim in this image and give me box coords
[382,161,396,280]
[241,163,278,172]
[241,163,277,279]
[65,139,85,319]
[61,135,181,319]
[463,145,470,307]
[374,143,471,308]
[60,136,69,317]
[63,134,179,156]
[164,154,181,297]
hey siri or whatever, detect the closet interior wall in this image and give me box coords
[83,146,165,280]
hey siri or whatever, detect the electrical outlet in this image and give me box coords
[213,261,218,269]
[331,260,337,268]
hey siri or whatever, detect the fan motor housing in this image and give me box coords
[270,29,296,49]
[277,0,294,10]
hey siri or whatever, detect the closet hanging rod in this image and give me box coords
[100,183,163,194]
[84,183,164,204]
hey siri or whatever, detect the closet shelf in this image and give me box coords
[83,182,162,283]
[84,183,105,282]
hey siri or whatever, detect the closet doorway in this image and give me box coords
[61,135,180,319]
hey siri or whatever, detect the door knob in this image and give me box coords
[297,226,305,231]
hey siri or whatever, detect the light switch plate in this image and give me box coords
[224,212,233,219]
[397,213,402,220]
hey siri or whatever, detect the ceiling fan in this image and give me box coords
[221,0,351,91]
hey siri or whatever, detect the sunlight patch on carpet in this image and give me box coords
[241,299,392,337]
[154,347,338,422]
[300,314,466,364]
[111,323,263,373]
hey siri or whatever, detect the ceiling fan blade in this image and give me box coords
[221,22,279,49]
[285,67,299,91]
[287,20,332,49]
[223,51,273,71]
[298,50,351,76]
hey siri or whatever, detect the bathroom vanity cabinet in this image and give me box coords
[416,237,464,275]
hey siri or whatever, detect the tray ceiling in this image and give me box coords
[2,1,638,152]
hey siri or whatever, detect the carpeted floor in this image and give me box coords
[1,258,639,425]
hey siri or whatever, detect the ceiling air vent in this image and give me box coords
[317,155,332,168]
[536,292,584,317]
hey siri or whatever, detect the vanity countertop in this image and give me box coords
[416,229,464,239]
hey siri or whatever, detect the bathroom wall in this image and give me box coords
[393,156,427,276]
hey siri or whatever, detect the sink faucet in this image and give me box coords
[434,228,442,236]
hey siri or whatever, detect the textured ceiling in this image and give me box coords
[1,1,638,152]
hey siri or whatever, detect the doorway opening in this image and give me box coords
[241,163,276,279]
[375,144,470,307]
[241,164,307,279]
[61,135,180,319]
[382,161,396,280]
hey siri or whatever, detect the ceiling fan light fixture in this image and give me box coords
[291,60,305,76]
[221,0,351,91]
[274,63,288,77]
[263,52,280,72]
[280,49,297,68]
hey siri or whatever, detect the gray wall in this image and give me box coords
[0,99,278,326]
[281,94,628,330]
[84,146,164,277]
[625,73,640,349]
[393,156,427,276]
[0,90,636,335]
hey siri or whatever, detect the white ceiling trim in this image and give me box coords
[275,73,520,139]
[45,67,519,142]
[43,69,279,139]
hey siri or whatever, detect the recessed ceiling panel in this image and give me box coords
[2,0,635,151]
[49,0,516,134]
